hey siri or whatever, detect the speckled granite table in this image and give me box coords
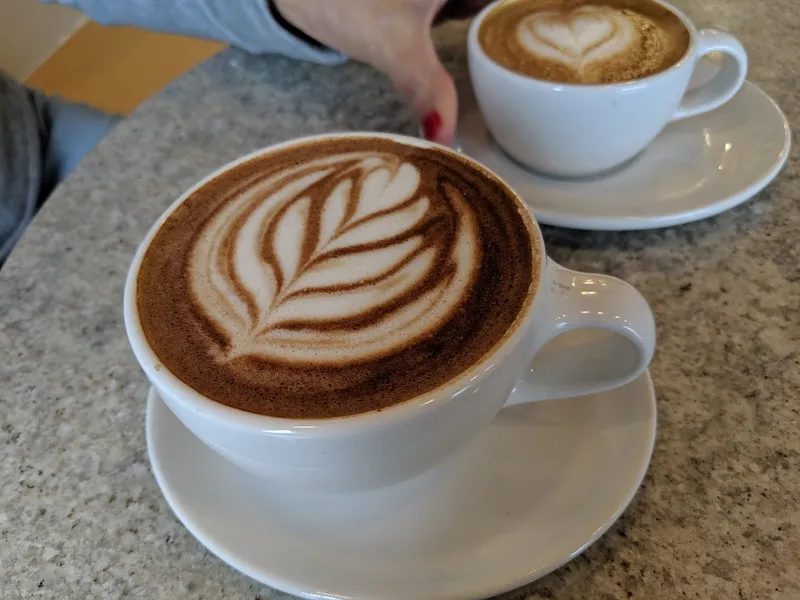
[2,2,799,598]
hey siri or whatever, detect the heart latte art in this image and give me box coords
[137,137,536,419]
[478,0,690,84]
[518,7,636,74]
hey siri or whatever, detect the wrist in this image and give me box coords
[268,0,327,50]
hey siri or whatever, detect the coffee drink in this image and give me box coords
[137,137,537,419]
[478,0,690,84]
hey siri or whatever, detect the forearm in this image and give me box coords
[42,0,345,63]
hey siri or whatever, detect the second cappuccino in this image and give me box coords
[478,0,690,85]
[468,0,748,176]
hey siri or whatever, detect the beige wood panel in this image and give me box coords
[0,1,86,80]
[26,22,225,115]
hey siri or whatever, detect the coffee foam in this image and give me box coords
[518,6,638,73]
[137,138,536,419]
[479,0,690,84]
[190,151,480,366]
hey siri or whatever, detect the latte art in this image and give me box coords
[518,6,636,75]
[478,0,690,84]
[137,137,536,419]
[190,152,480,366]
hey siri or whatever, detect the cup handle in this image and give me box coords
[671,29,748,121]
[504,260,656,406]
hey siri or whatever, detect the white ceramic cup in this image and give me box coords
[468,0,749,177]
[124,133,656,493]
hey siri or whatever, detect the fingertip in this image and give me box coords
[432,72,459,146]
[422,111,442,141]
[390,38,459,145]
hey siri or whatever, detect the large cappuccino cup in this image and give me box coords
[468,0,748,177]
[124,133,656,493]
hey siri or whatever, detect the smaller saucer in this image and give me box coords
[452,62,791,231]
[147,366,657,600]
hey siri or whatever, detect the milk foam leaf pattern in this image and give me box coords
[189,152,481,366]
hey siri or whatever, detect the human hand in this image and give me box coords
[273,0,490,145]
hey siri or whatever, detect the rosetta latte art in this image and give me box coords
[137,137,536,418]
[518,6,637,74]
[189,152,480,366]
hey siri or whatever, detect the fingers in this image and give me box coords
[387,37,459,145]
[274,0,461,145]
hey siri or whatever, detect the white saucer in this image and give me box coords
[147,369,657,600]
[452,62,791,231]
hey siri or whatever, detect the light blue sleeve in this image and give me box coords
[42,0,346,64]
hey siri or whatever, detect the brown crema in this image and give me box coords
[478,0,691,84]
[136,137,537,419]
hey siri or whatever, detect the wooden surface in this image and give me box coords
[26,21,224,115]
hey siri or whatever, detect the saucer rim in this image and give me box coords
[449,75,792,231]
[146,371,657,600]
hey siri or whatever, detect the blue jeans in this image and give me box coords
[45,97,121,192]
[0,72,120,266]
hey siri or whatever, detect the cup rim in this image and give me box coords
[468,0,699,91]
[123,131,545,435]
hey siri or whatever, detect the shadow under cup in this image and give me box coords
[467,0,749,177]
[124,132,656,493]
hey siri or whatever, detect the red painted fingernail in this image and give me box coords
[422,111,442,141]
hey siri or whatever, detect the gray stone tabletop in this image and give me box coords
[1,2,799,598]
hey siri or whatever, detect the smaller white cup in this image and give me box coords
[468,0,748,177]
[124,133,657,493]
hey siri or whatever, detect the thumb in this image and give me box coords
[387,37,458,146]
